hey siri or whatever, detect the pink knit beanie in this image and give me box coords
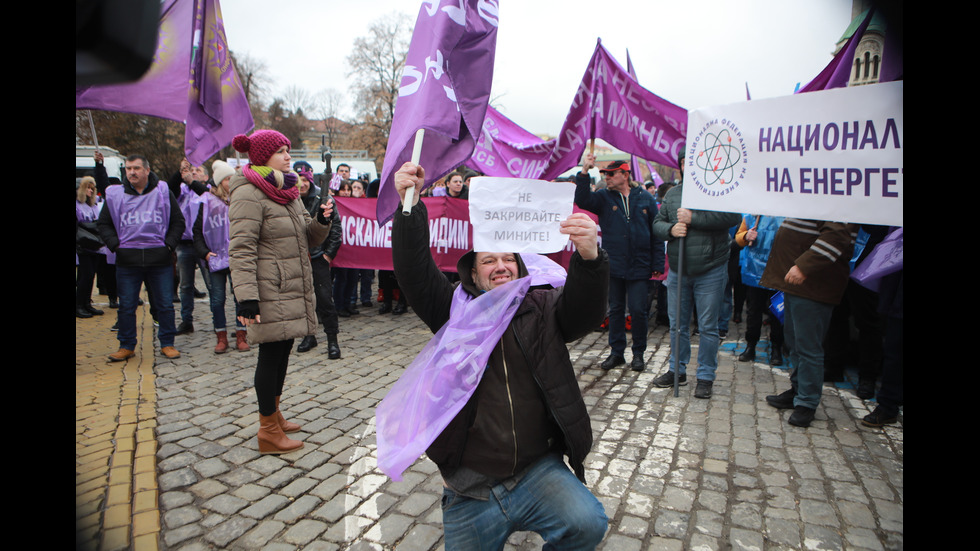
[232,130,291,167]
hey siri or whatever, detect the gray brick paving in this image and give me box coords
[153,292,903,549]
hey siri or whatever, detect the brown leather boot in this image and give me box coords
[257,413,303,454]
[214,331,229,354]
[236,330,250,352]
[275,396,301,433]
[107,348,135,362]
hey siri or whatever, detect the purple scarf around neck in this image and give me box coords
[242,164,300,205]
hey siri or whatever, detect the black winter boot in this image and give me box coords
[327,333,341,360]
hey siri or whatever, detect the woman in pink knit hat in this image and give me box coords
[228,130,335,454]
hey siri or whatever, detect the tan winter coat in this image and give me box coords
[228,174,331,344]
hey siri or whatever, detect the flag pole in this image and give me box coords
[86,110,100,152]
[673,235,684,397]
[402,129,425,216]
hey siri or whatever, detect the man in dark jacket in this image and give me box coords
[761,219,858,427]
[651,151,742,399]
[98,154,185,362]
[296,169,343,358]
[575,155,665,372]
[391,162,609,550]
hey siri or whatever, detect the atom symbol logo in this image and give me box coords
[695,130,741,186]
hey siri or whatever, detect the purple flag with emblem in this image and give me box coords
[797,8,874,92]
[75,0,253,166]
[465,105,555,178]
[184,0,255,165]
[75,0,191,121]
[539,40,688,181]
[376,0,499,225]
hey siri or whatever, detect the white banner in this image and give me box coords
[682,81,903,226]
[468,177,576,254]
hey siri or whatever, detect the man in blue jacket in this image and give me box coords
[575,154,665,371]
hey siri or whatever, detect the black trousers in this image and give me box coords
[255,339,293,416]
[743,286,783,346]
[311,255,339,335]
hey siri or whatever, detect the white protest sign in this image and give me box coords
[682,81,903,226]
[468,177,576,254]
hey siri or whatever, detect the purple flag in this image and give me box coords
[376,0,499,225]
[75,0,253,166]
[539,40,688,181]
[184,0,255,165]
[465,105,555,178]
[797,8,874,92]
[851,227,902,292]
[879,17,903,82]
[625,51,643,180]
[75,0,191,122]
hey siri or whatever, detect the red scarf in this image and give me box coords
[241,164,300,205]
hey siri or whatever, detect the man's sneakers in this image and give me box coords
[694,380,713,399]
[862,406,899,428]
[601,353,647,371]
[766,388,796,410]
[600,354,625,370]
[767,387,818,427]
[630,355,645,372]
[653,371,687,387]
[651,371,711,398]
[788,406,816,427]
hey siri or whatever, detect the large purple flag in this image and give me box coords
[75,0,191,122]
[538,40,688,181]
[625,51,643,180]
[797,8,874,92]
[75,0,253,166]
[376,0,499,224]
[184,0,255,164]
[465,105,555,178]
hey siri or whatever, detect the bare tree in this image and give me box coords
[280,85,314,117]
[232,51,272,115]
[76,110,185,176]
[310,88,348,149]
[266,99,307,149]
[345,11,412,159]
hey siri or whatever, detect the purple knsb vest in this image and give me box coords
[178,183,203,241]
[105,183,171,249]
[201,193,230,272]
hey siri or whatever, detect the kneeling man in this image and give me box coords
[392,162,610,550]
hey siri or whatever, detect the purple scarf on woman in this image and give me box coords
[241,164,300,205]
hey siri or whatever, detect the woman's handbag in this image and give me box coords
[76,222,105,251]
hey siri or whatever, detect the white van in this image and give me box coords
[76,145,125,184]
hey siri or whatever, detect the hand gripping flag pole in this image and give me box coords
[402,129,425,216]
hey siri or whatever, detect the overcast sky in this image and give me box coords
[222,0,855,136]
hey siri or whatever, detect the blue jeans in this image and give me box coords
[441,454,607,551]
[783,293,834,409]
[608,277,650,356]
[717,274,732,332]
[208,269,244,331]
[665,262,727,381]
[357,269,375,304]
[116,264,176,350]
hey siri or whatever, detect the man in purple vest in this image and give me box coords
[98,154,185,361]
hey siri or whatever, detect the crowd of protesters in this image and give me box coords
[78,144,901,445]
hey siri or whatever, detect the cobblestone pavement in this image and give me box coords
[76,287,903,550]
